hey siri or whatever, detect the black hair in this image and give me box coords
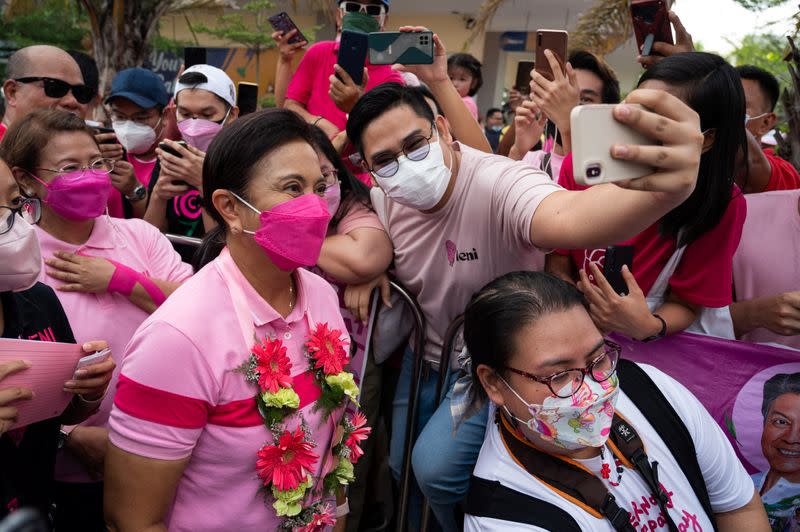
[736,65,781,112]
[68,50,99,93]
[447,53,483,96]
[762,373,800,420]
[486,107,503,118]
[410,84,443,116]
[308,125,371,228]
[639,52,746,246]
[346,82,435,155]
[192,109,317,270]
[463,272,588,402]
[176,70,230,109]
[568,49,620,104]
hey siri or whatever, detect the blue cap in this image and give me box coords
[105,67,169,109]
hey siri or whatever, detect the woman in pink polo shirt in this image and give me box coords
[106,109,370,531]
[0,109,193,531]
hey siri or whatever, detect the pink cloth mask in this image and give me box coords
[178,112,227,152]
[234,192,332,271]
[30,169,112,221]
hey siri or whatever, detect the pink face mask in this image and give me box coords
[178,111,228,152]
[30,169,112,221]
[234,192,332,271]
[325,182,341,216]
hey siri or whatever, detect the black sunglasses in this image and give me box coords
[14,77,96,104]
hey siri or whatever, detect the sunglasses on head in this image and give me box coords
[14,77,96,104]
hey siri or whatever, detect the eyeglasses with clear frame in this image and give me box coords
[504,339,621,398]
[367,125,436,178]
[34,158,116,178]
[0,197,42,236]
[340,1,386,17]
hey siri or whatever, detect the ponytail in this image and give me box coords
[192,225,226,272]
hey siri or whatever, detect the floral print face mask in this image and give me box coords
[501,372,620,451]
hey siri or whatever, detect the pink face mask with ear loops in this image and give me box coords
[232,192,332,271]
[29,169,111,221]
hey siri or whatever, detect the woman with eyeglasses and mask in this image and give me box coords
[460,271,768,531]
[106,109,368,532]
[0,109,193,531]
[0,157,116,526]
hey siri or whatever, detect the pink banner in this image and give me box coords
[614,332,800,529]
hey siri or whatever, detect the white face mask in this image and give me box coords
[112,119,159,155]
[500,373,620,451]
[0,214,42,293]
[374,136,452,211]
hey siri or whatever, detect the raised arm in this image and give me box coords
[392,27,492,153]
[531,89,703,249]
[318,227,393,285]
[272,29,307,108]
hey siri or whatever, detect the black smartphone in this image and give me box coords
[515,60,535,95]
[604,245,635,296]
[237,82,259,116]
[93,126,118,144]
[158,140,188,158]
[184,47,207,68]
[337,30,368,85]
[268,11,308,45]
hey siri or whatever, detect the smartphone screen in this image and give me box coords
[604,245,635,296]
[184,47,207,68]
[515,61,535,94]
[237,82,259,116]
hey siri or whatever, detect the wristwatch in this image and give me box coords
[57,425,76,449]
[125,184,147,202]
[639,314,667,343]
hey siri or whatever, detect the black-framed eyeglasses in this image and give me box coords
[340,1,386,17]
[504,339,621,398]
[14,77,96,104]
[0,198,42,235]
[34,158,116,177]
[367,125,436,178]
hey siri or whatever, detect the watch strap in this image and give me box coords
[639,314,667,342]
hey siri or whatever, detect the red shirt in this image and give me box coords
[763,149,800,191]
[106,154,157,219]
[285,40,404,131]
[0,123,7,142]
[556,154,746,307]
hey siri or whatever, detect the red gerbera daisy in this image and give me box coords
[345,411,372,464]
[256,427,319,491]
[306,323,349,376]
[294,504,335,532]
[253,337,293,394]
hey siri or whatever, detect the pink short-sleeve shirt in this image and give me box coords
[109,249,350,531]
[34,216,193,482]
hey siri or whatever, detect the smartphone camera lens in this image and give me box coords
[586,164,602,179]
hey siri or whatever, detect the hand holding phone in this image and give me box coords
[603,246,634,296]
[158,140,188,159]
[268,12,308,46]
[74,348,112,374]
[534,30,568,82]
[337,30,368,86]
[631,0,673,57]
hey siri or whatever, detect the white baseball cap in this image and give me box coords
[174,64,236,108]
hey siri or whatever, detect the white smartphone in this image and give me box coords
[74,348,111,374]
[571,104,656,186]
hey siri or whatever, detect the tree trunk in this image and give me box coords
[80,0,177,95]
[775,36,800,171]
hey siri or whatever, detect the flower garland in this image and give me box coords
[240,323,371,531]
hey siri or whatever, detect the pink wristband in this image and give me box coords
[136,275,167,306]
[107,260,138,297]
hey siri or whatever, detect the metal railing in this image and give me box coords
[165,233,203,249]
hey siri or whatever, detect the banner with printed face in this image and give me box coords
[614,332,800,531]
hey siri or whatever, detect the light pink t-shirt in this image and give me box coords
[335,201,384,236]
[522,149,565,182]
[109,249,348,531]
[372,143,561,365]
[461,95,478,121]
[34,216,193,482]
[733,190,800,350]
[107,154,158,219]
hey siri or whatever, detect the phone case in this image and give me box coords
[237,82,259,116]
[515,61,535,93]
[604,246,634,296]
[368,32,434,65]
[535,30,568,82]
[571,104,655,186]
[268,12,308,45]
[338,30,369,85]
[631,0,674,55]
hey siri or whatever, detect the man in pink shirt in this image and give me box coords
[284,0,403,140]
[731,190,800,351]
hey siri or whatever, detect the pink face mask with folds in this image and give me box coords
[233,192,332,271]
[178,111,228,152]
[30,169,112,221]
